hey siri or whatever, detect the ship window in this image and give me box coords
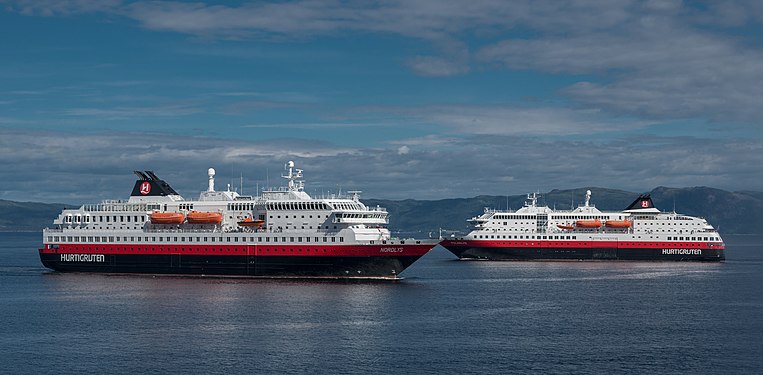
[105,216,110,222]
[323,237,328,243]
[266,237,270,242]
[273,237,278,243]
[339,237,344,243]
[258,237,262,242]
[331,237,336,242]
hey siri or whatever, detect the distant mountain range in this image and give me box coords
[2,187,762,234]
[0,200,75,232]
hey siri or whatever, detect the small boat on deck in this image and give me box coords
[238,217,265,227]
[150,211,185,225]
[575,219,602,228]
[605,220,632,228]
[186,211,223,224]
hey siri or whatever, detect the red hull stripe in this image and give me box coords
[441,240,725,250]
[39,243,433,257]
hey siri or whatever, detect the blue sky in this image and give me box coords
[1,0,762,203]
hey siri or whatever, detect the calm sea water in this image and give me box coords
[1,232,761,374]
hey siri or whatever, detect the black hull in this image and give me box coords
[40,253,422,279]
[444,246,724,262]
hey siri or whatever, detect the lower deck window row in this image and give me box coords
[50,236,344,243]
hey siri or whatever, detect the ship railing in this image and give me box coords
[332,218,388,224]
[144,227,224,233]
[83,202,161,212]
[484,208,515,214]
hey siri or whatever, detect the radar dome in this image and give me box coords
[208,168,215,177]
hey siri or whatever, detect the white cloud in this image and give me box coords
[1,129,761,203]
[377,105,654,137]
[8,1,763,124]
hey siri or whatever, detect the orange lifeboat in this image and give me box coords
[557,224,574,230]
[150,211,185,225]
[238,217,265,227]
[186,211,223,225]
[605,220,632,228]
[575,219,602,228]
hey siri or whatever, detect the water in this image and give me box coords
[1,232,761,374]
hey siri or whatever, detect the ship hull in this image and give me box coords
[440,241,724,262]
[39,243,435,279]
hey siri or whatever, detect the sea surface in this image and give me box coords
[1,232,762,374]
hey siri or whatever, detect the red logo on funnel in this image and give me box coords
[140,182,151,195]
[641,200,649,208]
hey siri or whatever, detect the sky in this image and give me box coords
[1,0,762,203]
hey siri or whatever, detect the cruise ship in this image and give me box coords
[39,161,438,278]
[440,191,724,261]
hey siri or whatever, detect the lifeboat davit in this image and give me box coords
[605,220,632,228]
[186,211,223,225]
[238,217,265,227]
[575,219,602,228]
[557,224,574,230]
[150,211,185,225]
